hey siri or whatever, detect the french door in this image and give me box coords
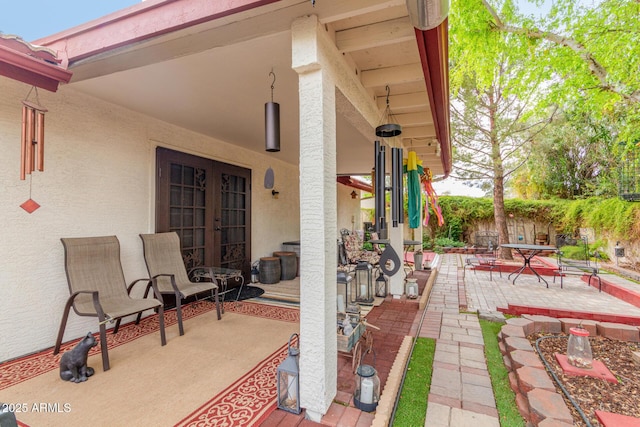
[155,147,251,279]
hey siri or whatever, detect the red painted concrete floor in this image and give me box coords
[260,271,429,426]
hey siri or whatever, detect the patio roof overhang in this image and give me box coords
[0,35,72,92]
[32,0,451,177]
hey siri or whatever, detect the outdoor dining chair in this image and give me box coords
[139,232,221,336]
[55,236,167,372]
[339,228,380,270]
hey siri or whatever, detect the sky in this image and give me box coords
[0,1,140,42]
[0,0,487,197]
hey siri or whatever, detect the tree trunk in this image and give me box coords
[488,90,513,261]
[494,175,513,260]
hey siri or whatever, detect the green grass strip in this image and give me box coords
[392,337,436,427]
[479,319,526,427]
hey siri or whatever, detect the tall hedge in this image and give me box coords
[427,196,640,242]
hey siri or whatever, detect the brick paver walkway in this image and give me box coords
[419,254,501,426]
[262,253,640,426]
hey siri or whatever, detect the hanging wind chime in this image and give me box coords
[265,70,280,152]
[19,86,47,213]
[373,86,403,276]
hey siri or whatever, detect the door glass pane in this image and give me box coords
[183,209,194,227]
[170,186,181,205]
[183,166,194,186]
[170,164,182,184]
[195,228,205,246]
[170,208,181,228]
[184,187,194,205]
[195,208,205,227]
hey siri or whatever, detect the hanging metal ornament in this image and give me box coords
[374,86,404,228]
[375,86,402,138]
[265,70,281,152]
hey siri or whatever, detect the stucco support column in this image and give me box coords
[292,15,337,422]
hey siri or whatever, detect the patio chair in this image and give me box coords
[139,232,221,336]
[464,240,502,280]
[339,228,380,270]
[55,236,167,372]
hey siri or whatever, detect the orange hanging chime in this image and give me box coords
[20,86,47,180]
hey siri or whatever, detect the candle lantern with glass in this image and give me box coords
[353,351,380,412]
[405,278,419,299]
[276,333,301,414]
[336,271,352,312]
[355,261,374,305]
[375,271,387,298]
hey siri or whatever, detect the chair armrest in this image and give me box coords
[68,290,109,323]
[152,273,182,294]
[126,278,152,295]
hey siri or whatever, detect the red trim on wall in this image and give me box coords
[0,43,72,92]
[415,19,451,178]
[336,176,373,192]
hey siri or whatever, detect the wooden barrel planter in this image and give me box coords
[273,251,297,280]
[259,257,281,284]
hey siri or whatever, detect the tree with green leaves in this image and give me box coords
[481,0,640,144]
[449,0,554,258]
[449,0,640,256]
[512,110,620,199]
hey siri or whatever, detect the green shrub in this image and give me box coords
[434,237,465,247]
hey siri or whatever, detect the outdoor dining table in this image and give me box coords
[501,243,557,286]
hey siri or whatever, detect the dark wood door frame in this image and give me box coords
[155,147,252,279]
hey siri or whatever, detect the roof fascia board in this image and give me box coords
[415,19,451,178]
[0,44,73,92]
[37,0,281,65]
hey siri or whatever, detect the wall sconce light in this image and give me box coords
[272,189,280,199]
[351,190,358,199]
[265,70,280,152]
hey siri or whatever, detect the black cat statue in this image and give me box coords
[59,332,98,383]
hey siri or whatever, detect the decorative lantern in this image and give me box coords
[355,261,374,305]
[251,261,260,284]
[375,272,387,298]
[337,271,352,312]
[354,351,380,412]
[276,333,300,414]
[405,278,419,299]
[567,327,593,369]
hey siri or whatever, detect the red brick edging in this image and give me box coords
[498,314,640,426]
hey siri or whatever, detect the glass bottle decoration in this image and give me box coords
[567,327,593,369]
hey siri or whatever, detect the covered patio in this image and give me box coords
[0,0,451,423]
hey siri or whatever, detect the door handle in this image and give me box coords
[215,226,222,231]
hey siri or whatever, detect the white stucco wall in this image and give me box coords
[0,77,299,362]
[336,185,360,233]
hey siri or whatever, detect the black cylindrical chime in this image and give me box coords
[265,101,280,152]
[397,147,404,224]
[391,147,404,227]
[374,140,386,239]
[265,71,280,152]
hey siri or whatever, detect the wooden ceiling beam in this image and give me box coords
[361,63,423,88]
[336,17,414,52]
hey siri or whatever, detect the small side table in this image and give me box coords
[403,240,422,276]
[192,266,245,312]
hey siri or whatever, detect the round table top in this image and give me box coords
[501,243,556,251]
